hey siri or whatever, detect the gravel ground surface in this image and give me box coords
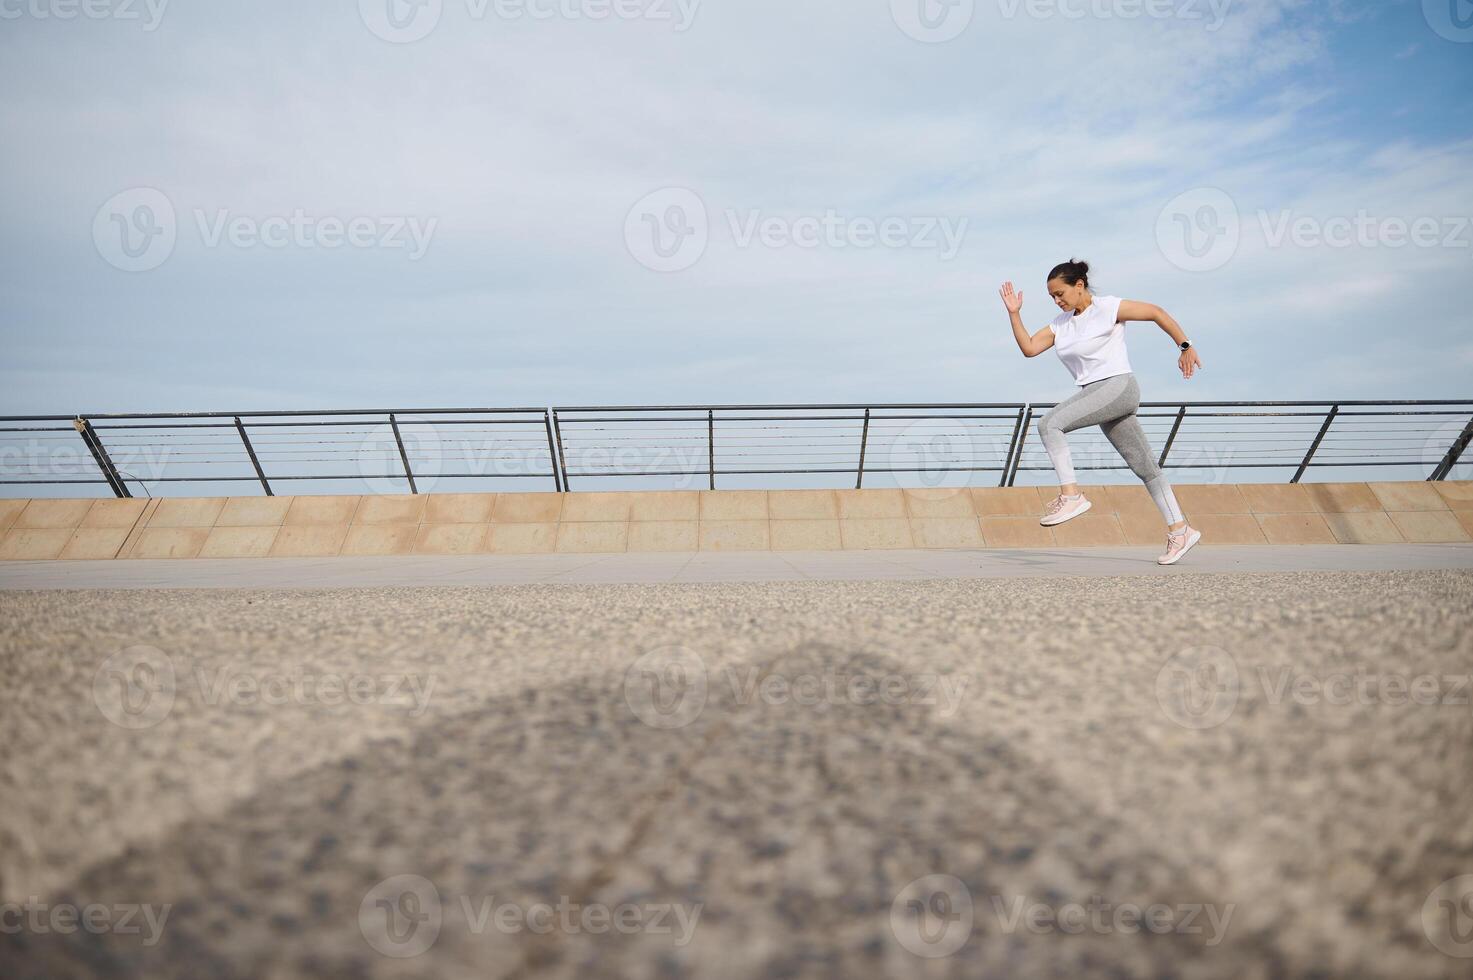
[2,569,1472,978]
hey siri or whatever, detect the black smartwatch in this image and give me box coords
[1179,340,1192,351]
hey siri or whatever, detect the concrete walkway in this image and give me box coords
[3,543,1473,589]
[4,566,1472,978]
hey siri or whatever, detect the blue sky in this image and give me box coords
[1,0,1470,491]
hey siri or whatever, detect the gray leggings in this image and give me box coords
[1036,373,1185,526]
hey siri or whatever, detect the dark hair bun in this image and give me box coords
[1047,258,1090,289]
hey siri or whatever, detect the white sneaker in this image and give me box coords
[1158,526,1202,565]
[1040,493,1091,526]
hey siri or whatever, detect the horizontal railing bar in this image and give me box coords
[7,411,1470,433]
[6,417,1446,438]
[5,401,1470,426]
[559,414,1021,423]
[553,409,1473,424]
[552,400,1473,412]
[566,460,1471,477]
[0,479,112,485]
[563,467,1008,477]
[0,408,551,422]
[0,473,555,484]
[1011,460,1441,471]
[84,419,549,431]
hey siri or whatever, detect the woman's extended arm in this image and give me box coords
[999,282,1055,357]
[1118,298,1203,379]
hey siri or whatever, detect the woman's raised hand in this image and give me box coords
[1179,347,1203,380]
[999,281,1023,314]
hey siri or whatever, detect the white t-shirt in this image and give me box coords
[1050,294,1133,386]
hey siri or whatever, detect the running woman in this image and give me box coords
[999,259,1205,565]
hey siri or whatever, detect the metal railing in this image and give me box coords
[0,408,561,498]
[1,400,1469,497]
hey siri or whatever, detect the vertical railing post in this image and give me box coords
[73,417,130,498]
[1005,405,1034,487]
[855,408,871,489]
[234,417,273,496]
[707,409,716,490]
[1430,414,1473,482]
[1292,404,1338,484]
[389,413,417,494]
[541,410,563,492]
[551,410,571,492]
[1158,405,1187,469]
[1000,404,1026,488]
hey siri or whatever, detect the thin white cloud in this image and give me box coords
[0,0,1467,418]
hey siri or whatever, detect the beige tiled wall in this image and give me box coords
[0,481,1469,559]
